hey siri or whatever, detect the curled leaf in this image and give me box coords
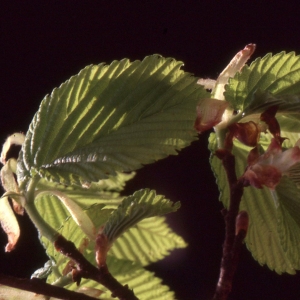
[1,159,24,215]
[197,78,216,90]
[39,190,96,240]
[228,121,260,148]
[0,197,20,252]
[213,44,256,100]
[260,105,285,144]
[0,133,25,165]
[244,138,300,189]
[194,98,228,133]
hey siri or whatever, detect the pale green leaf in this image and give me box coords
[42,204,112,283]
[46,190,96,240]
[224,51,300,111]
[109,216,187,266]
[17,55,208,186]
[34,172,131,231]
[35,193,70,231]
[276,176,300,268]
[43,199,181,299]
[103,189,180,244]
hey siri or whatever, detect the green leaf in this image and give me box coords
[17,55,208,186]
[102,189,180,244]
[66,257,176,300]
[43,197,182,299]
[209,50,300,274]
[34,172,134,231]
[209,133,296,274]
[224,51,300,111]
[230,90,300,133]
[276,176,300,269]
[109,216,187,266]
[42,204,113,283]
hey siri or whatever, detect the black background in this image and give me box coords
[1,1,300,299]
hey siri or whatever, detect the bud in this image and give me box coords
[235,211,249,236]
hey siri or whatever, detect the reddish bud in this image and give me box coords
[247,146,260,166]
[235,211,249,236]
[260,105,285,144]
[228,121,260,147]
[244,164,282,189]
[95,233,110,268]
[194,98,228,133]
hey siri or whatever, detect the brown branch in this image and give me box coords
[55,235,139,300]
[213,150,247,300]
[0,273,97,300]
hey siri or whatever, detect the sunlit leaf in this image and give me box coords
[42,197,181,299]
[42,204,112,282]
[17,55,208,186]
[34,172,133,231]
[276,176,300,268]
[225,51,300,111]
[102,189,180,244]
[109,216,186,266]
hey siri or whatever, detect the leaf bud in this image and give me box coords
[235,210,249,236]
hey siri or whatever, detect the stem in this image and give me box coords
[24,177,60,242]
[213,150,246,300]
[0,273,97,300]
[215,127,228,149]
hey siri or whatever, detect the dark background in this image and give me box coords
[1,1,300,299]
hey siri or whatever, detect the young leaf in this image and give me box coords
[41,190,96,240]
[42,199,182,299]
[0,197,20,252]
[33,172,133,231]
[224,51,300,112]
[0,133,25,165]
[109,216,187,266]
[17,55,209,186]
[42,204,113,284]
[102,189,180,244]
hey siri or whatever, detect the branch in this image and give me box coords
[54,235,139,300]
[0,273,97,300]
[213,150,248,300]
